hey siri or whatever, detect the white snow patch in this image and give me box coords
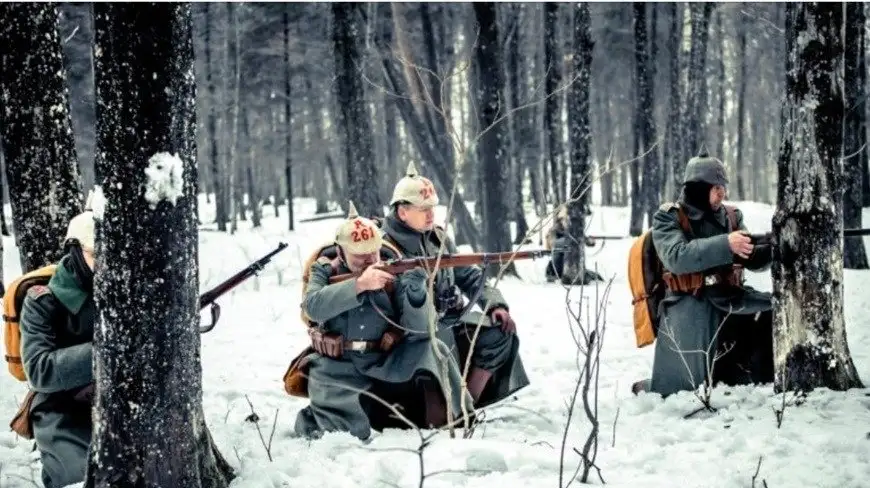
[144,152,185,208]
[88,185,107,221]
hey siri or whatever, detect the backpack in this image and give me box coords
[628,204,736,348]
[3,264,57,381]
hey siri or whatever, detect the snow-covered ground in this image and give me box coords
[1,197,869,487]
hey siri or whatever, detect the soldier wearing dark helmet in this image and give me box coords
[632,152,775,397]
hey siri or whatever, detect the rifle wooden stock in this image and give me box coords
[328,249,552,284]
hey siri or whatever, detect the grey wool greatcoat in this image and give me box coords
[649,201,774,397]
[19,255,96,488]
[379,211,530,408]
[294,249,475,440]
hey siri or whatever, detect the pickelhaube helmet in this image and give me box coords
[389,162,439,207]
[334,201,382,255]
[683,145,729,187]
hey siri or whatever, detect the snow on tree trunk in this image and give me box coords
[0,2,84,272]
[332,3,381,218]
[472,2,516,276]
[86,4,234,486]
[563,3,593,284]
[772,2,864,394]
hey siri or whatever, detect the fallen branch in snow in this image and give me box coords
[751,455,769,488]
[242,395,278,462]
[558,268,611,486]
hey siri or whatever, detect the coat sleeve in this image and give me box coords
[444,233,509,312]
[19,291,93,393]
[301,261,363,324]
[651,208,734,275]
[394,269,435,338]
[735,208,772,271]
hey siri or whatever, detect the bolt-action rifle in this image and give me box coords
[748,228,870,246]
[198,242,289,333]
[328,249,553,285]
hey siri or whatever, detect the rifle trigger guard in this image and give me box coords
[199,302,222,334]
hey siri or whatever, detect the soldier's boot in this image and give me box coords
[631,378,650,395]
[422,385,448,428]
[467,367,493,404]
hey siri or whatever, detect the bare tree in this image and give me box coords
[771,2,864,393]
[0,2,84,272]
[86,3,234,486]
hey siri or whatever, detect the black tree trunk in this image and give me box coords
[843,2,868,269]
[86,3,234,486]
[0,2,84,272]
[473,3,516,277]
[333,2,381,218]
[563,3,593,284]
[772,2,864,394]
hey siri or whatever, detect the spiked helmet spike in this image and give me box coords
[390,161,439,207]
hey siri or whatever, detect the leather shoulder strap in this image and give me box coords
[676,206,691,235]
[724,205,738,231]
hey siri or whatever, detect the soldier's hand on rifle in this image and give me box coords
[355,265,395,293]
[728,230,754,259]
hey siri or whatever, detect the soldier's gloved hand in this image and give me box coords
[398,267,430,308]
[489,307,516,335]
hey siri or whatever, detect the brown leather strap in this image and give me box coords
[724,205,738,231]
[663,265,744,294]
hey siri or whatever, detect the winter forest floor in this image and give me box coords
[1,197,870,487]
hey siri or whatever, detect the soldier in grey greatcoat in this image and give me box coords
[378,163,530,408]
[20,207,98,488]
[294,202,474,440]
[633,154,774,398]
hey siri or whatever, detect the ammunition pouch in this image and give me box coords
[307,326,402,359]
[663,265,744,295]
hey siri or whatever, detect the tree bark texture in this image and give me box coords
[772,2,863,394]
[843,2,868,269]
[543,2,563,204]
[332,2,381,218]
[0,2,84,272]
[472,3,515,275]
[87,3,234,486]
[563,3,593,284]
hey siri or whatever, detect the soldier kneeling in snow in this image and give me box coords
[19,207,98,488]
[293,202,474,440]
[633,153,775,397]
